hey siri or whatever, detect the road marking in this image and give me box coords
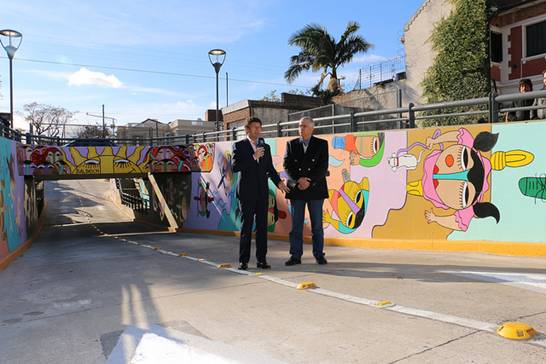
[116,239,546,348]
[441,270,546,295]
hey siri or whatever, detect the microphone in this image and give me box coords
[257,138,265,148]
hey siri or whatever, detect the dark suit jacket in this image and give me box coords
[283,136,329,201]
[232,138,281,203]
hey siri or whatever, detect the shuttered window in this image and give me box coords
[526,20,546,57]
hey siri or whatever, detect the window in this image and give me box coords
[526,20,546,57]
[491,31,503,63]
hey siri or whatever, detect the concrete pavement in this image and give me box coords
[1,179,546,363]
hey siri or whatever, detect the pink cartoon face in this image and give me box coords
[433,144,479,211]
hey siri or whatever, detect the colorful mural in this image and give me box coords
[17,143,214,178]
[184,122,546,244]
[1,137,29,261]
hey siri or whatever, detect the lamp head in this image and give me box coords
[0,29,23,59]
[208,48,226,72]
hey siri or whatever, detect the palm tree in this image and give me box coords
[285,21,372,94]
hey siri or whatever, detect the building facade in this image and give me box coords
[221,93,322,130]
[490,0,546,93]
[116,118,215,144]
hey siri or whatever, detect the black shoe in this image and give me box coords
[315,256,328,265]
[238,262,248,270]
[256,261,271,269]
[285,257,301,266]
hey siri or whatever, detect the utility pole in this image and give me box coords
[226,72,229,107]
[87,105,116,139]
[102,104,105,138]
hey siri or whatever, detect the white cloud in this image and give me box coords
[13,112,29,132]
[351,54,389,65]
[68,67,124,88]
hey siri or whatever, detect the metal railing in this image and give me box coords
[115,178,150,212]
[2,89,545,146]
[352,56,406,90]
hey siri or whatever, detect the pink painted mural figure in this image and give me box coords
[407,129,501,231]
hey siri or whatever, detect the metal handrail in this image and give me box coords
[3,89,546,145]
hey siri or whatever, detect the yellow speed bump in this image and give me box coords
[297,281,317,290]
[217,263,232,269]
[376,300,393,307]
[497,322,537,340]
[178,252,188,257]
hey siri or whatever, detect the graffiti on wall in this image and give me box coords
[184,122,546,243]
[17,143,214,177]
[1,138,28,260]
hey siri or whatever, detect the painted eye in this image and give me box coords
[462,148,470,170]
[114,159,129,164]
[461,181,469,209]
[85,160,99,165]
[372,138,379,154]
[355,191,363,207]
[345,212,355,228]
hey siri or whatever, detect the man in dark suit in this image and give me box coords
[283,117,329,266]
[232,117,289,270]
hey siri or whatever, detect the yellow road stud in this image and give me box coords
[376,300,393,307]
[497,322,537,340]
[255,272,263,276]
[178,252,188,256]
[153,246,160,251]
[297,281,317,290]
[217,263,232,269]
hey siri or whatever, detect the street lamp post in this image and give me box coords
[0,29,23,129]
[208,49,226,132]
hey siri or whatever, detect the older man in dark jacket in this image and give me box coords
[283,117,329,265]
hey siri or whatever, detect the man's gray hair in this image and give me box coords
[299,116,314,125]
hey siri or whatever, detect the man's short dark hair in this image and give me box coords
[245,117,262,128]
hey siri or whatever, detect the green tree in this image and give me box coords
[76,124,111,139]
[285,21,372,96]
[261,90,281,102]
[421,0,489,125]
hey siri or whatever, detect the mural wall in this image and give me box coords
[1,137,32,262]
[17,143,215,178]
[184,122,546,243]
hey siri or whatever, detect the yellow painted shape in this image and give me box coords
[491,150,534,170]
[217,263,232,269]
[255,272,264,276]
[178,252,188,256]
[376,300,393,307]
[297,281,317,290]
[497,322,537,340]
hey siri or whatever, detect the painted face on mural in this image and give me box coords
[356,135,381,159]
[433,145,479,210]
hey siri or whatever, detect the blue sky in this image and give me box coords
[1,0,423,130]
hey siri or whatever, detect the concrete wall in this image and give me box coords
[403,0,454,104]
[1,137,42,268]
[183,121,546,254]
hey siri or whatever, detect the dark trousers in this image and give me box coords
[289,199,325,259]
[239,196,268,264]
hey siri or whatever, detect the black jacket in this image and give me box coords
[232,138,281,203]
[283,136,329,201]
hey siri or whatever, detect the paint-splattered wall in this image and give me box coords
[184,122,546,243]
[1,137,31,262]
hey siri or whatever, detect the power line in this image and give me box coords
[1,56,312,89]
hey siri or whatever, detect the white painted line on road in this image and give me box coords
[441,270,546,295]
[114,238,546,347]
